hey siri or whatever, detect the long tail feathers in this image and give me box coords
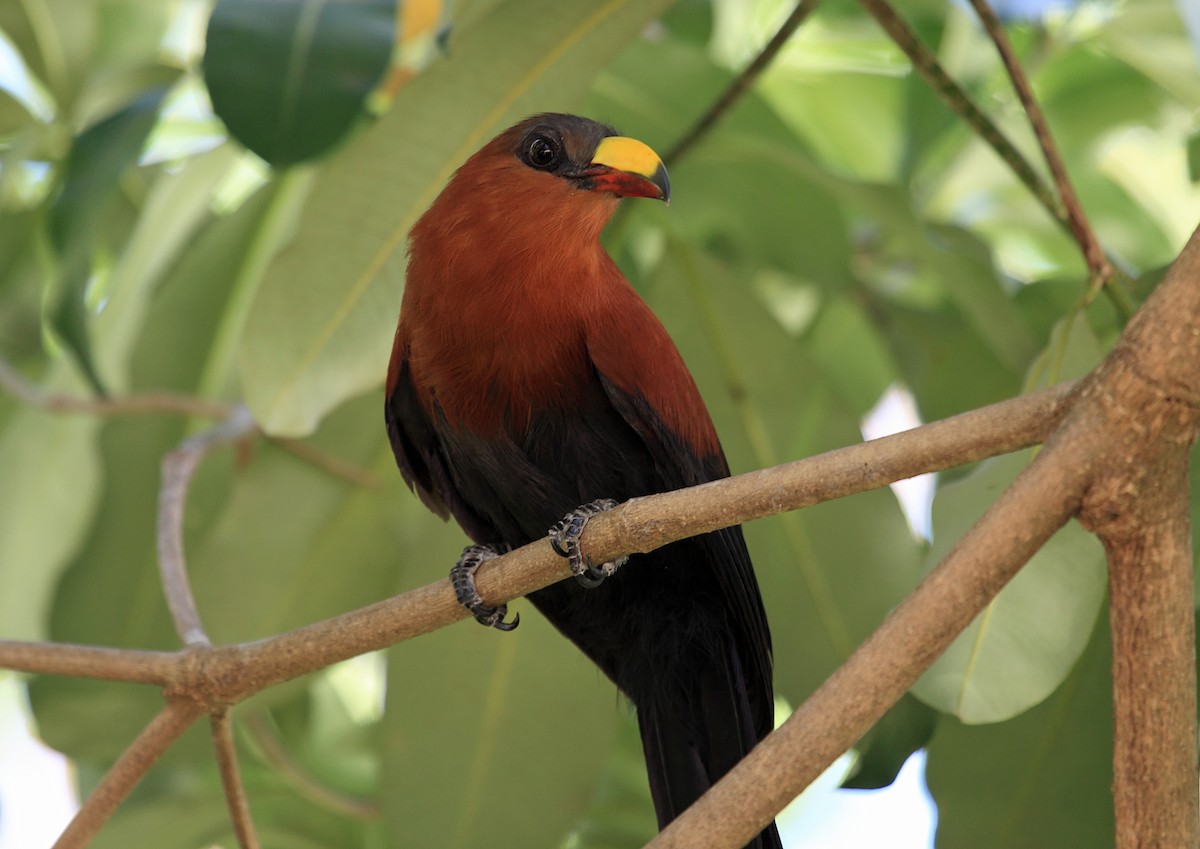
[637,645,783,849]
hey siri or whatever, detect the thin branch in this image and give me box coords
[157,405,258,647]
[51,701,205,849]
[242,711,379,819]
[0,642,176,685]
[665,0,821,167]
[212,710,261,849]
[858,0,1135,318]
[0,353,235,419]
[272,436,384,488]
[965,0,1120,298]
[857,0,1063,219]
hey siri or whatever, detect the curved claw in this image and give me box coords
[547,499,624,588]
[451,543,519,631]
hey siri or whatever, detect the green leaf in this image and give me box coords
[927,620,1114,849]
[0,372,101,641]
[643,244,924,702]
[381,584,622,848]
[46,84,170,391]
[911,453,1106,723]
[843,694,937,790]
[239,0,674,436]
[89,777,364,849]
[203,0,396,166]
[568,711,657,849]
[0,0,97,112]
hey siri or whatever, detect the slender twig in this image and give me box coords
[664,0,821,167]
[242,712,379,819]
[965,0,1119,298]
[51,701,205,849]
[857,0,1064,219]
[0,354,235,419]
[157,406,257,647]
[212,710,262,849]
[1,351,379,488]
[272,437,384,488]
[0,642,176,685]
[857,0,1135,318]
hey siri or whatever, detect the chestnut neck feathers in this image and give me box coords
[400,128,621,434]
[393,114,718,458]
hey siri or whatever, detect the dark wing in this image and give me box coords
[586,311,775,738]
[385,357,451,520]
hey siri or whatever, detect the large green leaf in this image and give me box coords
[381,603,623,848]
[0,0,97,111]
[239,0,674,436]
[641,243,924,703]
[0,373,101,641]
[46,84,172,391]
[911,453,1106,724]
[204,0,396,166]
[926,620,1114,849]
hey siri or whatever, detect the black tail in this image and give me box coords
[637,644,783,849]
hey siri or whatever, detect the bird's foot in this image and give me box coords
[451,544,519,631]
[548,499,627,588]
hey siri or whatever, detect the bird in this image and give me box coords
[385,113,780,848]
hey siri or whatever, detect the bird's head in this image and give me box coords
[501,113,670,203]
[415,114,669,247]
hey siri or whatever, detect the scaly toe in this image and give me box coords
[451,543,519,630]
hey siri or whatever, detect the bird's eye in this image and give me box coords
[526,135,560,169]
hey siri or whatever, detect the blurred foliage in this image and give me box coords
[1,0,1199,847]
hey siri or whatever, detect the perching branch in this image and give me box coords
[0,369,1076,848]
[0,379,1075,689]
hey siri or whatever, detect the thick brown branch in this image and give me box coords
[51,701,205,849]
[646,419,1089,848]
[1076,226,1200,849]
[1101,455,1197,849]
[650,221,1200,849]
